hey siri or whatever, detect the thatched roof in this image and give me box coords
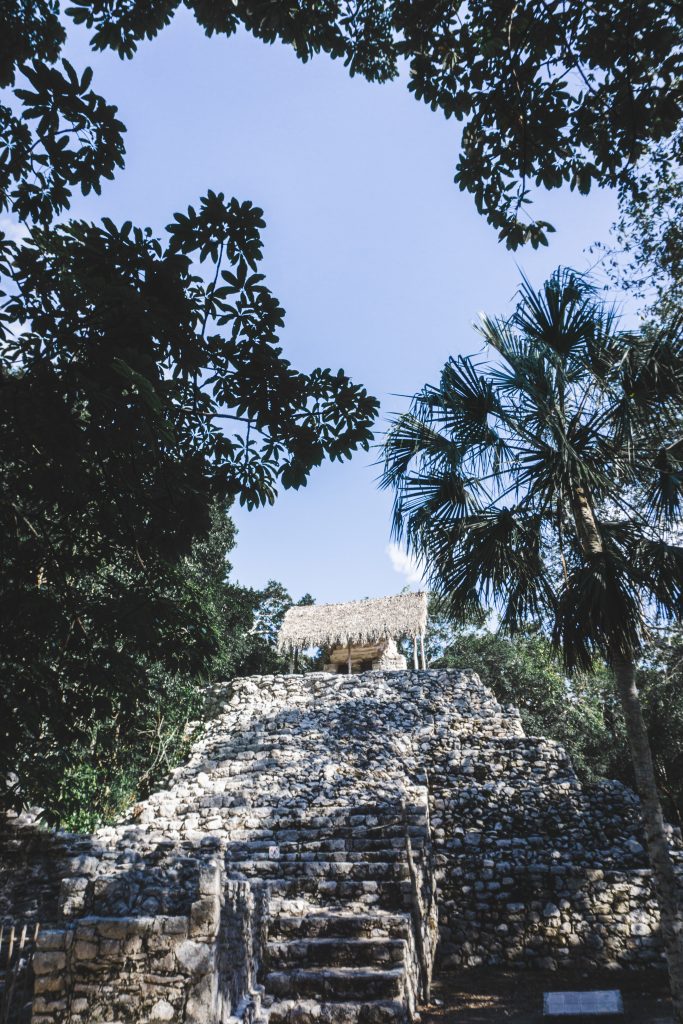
[277,592,428,651]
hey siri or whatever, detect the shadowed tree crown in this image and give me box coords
[2,2,682,246]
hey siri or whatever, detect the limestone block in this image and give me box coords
[150,999,176,1020]
[160,916,189,936]
[33,951,67,974]
[197,862,220,896]
[97,919,136,940]
[184,973,213,1023]
[175,939,212,975]
[100,939,122,956]
[34,973,67,993]
[74,939,99,960]
[37,929,67,951]
[189,895,219,936]
[121,934,143,955]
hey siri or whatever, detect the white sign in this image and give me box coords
[544,990,623,1016]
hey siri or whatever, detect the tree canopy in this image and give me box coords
[0,189,377,815]
[602,125,683,319]
[2,487,313,826]
[0,4,379,821]
[3,1,682,246]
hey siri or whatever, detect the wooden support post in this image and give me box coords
[347,641,352,675]
[413,636,418,669]
[420,633,426,669]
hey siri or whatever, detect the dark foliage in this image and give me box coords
[0,5,378,823]
[4,1,679,246]
[1,499,250,826]
[0,198,374,820]
[601,125,683,323]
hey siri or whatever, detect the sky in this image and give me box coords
[48,9,622,603]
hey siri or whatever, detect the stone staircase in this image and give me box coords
[103,671,446,1022]
[158,671,448,1022]
[221,787,433,1021]
[264,912,410,1023]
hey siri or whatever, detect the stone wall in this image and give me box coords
[429,735,669,969]
[2,668,682,1023]
[0,819,74,923]
[26,859,261,1024]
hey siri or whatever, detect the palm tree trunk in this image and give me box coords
[613,656,683,1022]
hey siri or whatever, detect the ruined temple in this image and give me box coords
[2,667,682,1023]
[277,592,428,673]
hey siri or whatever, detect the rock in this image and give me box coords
[175,940,212,975]
[151,999,176,1020]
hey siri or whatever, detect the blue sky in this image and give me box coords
[53,9,621,603]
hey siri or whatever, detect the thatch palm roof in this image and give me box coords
[277,592,428,651]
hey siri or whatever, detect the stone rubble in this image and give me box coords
[1,668,681,1024]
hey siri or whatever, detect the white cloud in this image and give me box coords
[386,542,425,587]
[0,217,28,243]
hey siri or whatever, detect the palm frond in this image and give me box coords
[636,539,683,617]
[628,314,683,415]
[382,267,683,659]
[421,507,553,630]
[553,561,643,670]
[512,268,599,359]
[383,413,460,477]
[648,442,683,526]
[603,523,683,617]
[574,311,629,383]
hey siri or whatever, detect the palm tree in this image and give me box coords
[382,269,683,1018]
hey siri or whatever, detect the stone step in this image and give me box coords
[208,808,419,825]
[234,877,411,907]
[223,824,426,844]
[215,818,426,837]
[188,791,412,806]
[271,910,410,940]
[227,835,423,860]
[226,860,410,881]
[265,997,407,1024]
[243,803,424,819]
[266,937,407,969]
[264,966,405,1001]
[225,844,411,863]
[432,778,579,794]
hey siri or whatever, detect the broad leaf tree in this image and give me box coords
[0,3,380,821]
[602,125,683,320]
[4,1,680,247]
[6,502,258,830]
[0,194,377,816]
[382,271,683,1017]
